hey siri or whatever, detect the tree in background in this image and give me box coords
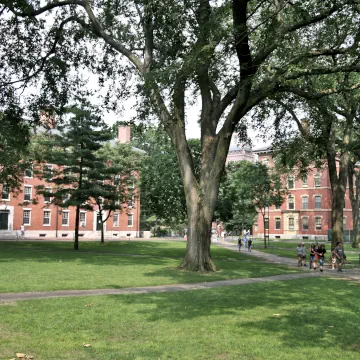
[217,161,285,248]
[37,106,115,249]
[0,108,30,193]
[2,1,360,270]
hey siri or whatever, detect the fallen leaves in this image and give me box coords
[83,344,91,348]
[272,314,281,317]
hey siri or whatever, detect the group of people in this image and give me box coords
[238,230,252,252]
[296,241,346,272]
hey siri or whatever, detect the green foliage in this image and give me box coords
[216,161,286,231]
[0,108,31,191]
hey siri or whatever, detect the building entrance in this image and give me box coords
[0,211,9,230]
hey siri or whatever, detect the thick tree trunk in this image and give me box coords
[331,190,344,249]
[74,205,80,250]
[181,199,216,271]
[100,222,105,244]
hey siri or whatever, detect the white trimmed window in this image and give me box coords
[24,185,32,201]
[128,193,134,208]
[302,196,309,209]
[263,159,269,167]
[23,209,31,225]
[289,217,295,230]
[80,212,86,227]
[44,164,52,178]
[62,211,69,226]
[314,196,322,209]
[44,187,52,203]
[1,185,10,200]
[302,217,309,230]
[314,174,321,187]
[24,167,33,178]
[288,195,295,210]
[127,213,133,227]
[113,213,119,227]
[264,217,269,230]
[315,217,322,231]
[43,210,51,226]
[275,217,281,230]
[302,177,308,187]
[287,177,294,189]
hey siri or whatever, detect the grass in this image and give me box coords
[0,277,359,359]
[0,241,299,293]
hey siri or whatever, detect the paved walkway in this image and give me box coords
[0,241,359,302]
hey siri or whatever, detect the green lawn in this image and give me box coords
[0,241,298,293]
[0,277,359,359]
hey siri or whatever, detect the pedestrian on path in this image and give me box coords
[331,247,336,270]
[317,244,326,272]
[334,242,346,272]
[296,243,303,267]
[301,242,307,266]
[237,237,242,251]
[248,238,252,252]
[310,243,317,270]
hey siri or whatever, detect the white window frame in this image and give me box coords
[44,187,52,203]
[302,176,308,187]
[24,167,33,178]
[288,217,295,230]
[314,195,322,209]
[127,213,134,227]
[80,211,86,227]
[288,195,295,210]
[113,212,119,227]
[314,174,321,187]
[24,185,32,201]
[1,185,10,201]
[62,210,70,226]
[315,216,322,231]
[44,164,53,178]
[43,210,51,226]
[23,209,31,226]
[287,176,294,189]
[302,216,309,230]
[302,196,309,209]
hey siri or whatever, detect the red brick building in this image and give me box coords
[253,146,353,241]
[0,127,143,240]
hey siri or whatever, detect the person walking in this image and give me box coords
[334,242,346,272]
[296,243,303,267]
[248,238,252,252]
[301,242,307,266]
[237,237,242,251]
[317,244,326,272]
[20,224,25,239]
[310,243,317,270]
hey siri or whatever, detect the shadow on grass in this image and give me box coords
[106,277,360,351]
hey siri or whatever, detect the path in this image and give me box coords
[0,241,359,302]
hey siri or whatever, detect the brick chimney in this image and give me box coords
[117,126,131,143]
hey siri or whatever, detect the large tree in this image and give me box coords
[2,1,360,270]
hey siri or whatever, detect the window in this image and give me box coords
[24,167,33,178]
[23,209,31,225]
[288,195,295,210]
[314,196,322,209]
[302,217,309,230]
[127,213,133,227]
[275,204,281,210]
[275,217,281,230]
[80,212,86,227]
[302,177,308,187]
[43,210,51,226]
[128,193,134,208]
[314,174,321,187]
[263,159,269,167]
[44,164,52,178]
[24,186,32,201]
[287,177,294,189]
[302,196,309,209]
[62,211,69,226]
[315,217,322,230]
[1,185,9,200]
[44,187,52,203]
[289,217,294,230]
[113,213,119,227]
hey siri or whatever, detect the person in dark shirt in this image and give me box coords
[317,244,326,272]
[334,242,346,272]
